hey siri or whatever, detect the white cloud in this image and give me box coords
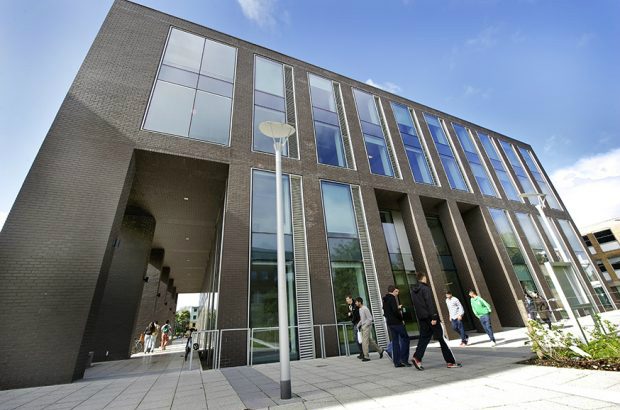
[0,211,7,232]
[463,84,492,99]
[237,0,277,28]
[576,32,595,48]
[466,26,499,49]
[365,79,402,94]
[550,148,620,228]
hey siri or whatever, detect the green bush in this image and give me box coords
[526,314,620,361]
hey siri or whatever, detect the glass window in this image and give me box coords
[144,81,195,137]
[320,180,369,351]
[255,57,284,97]
[365,134,394,177]
[253,106,288,156]
[353,89,394,177]
[391,103,435,185]
[162,29,204,73]
[201,39,236,82]
[315,122,345,167]
[250,170,297,364]
[424,114,468,191]
[309,74,336,112]
[308,74,346,167]
[488,208,539,294]
[189,91,232,145]
[499,140,537,198]
[253,56,290,156]
[321,182,358,237]
[452,123,497,196]
[144,28,237,145]
[476,132,521,201]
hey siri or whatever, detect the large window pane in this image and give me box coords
[201,39,236,82]
[163,29,204,73]
[321,182,357,237]
[365,134,394,177]
[441,156,468,191]
[253,106,288,155]
[144,80,195,137]
[255,56,284,97]
[309,74,336,112]
[159,65,199,88]
[353,89,380,124]
[189,91,232,145]
[315,122,345,167]
[406,146,434,184]
[251,171,291,234]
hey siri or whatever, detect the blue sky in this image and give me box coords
[1,0,619,231]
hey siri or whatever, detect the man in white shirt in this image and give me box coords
[445,290,468,346]
[355,297,384,362]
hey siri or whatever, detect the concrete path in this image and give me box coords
[1,312,619,409]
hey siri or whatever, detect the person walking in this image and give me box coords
[445,290,469,346]
[383,285,411,367]
[355,297,384,362]
[152,321,160,350]
[143,321,156,353]
[410,272,461,370]
[468,290,496,346]
[161,320,171,350]
[346,295,363,359]
[533,293,552,329]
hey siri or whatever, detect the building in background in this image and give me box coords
[581,218,620,301]
[0,0,616,389]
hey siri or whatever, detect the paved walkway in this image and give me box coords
[1,312,619,409]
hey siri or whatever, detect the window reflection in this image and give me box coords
[423,114,468,191]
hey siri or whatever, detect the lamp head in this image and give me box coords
[259,121,296,139]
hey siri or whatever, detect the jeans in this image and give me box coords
[413,319,456,364]
[450,319,468,343]
[479,314,495,342]
[388,324,410,366]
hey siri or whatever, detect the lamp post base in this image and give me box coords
[280,380,291,400]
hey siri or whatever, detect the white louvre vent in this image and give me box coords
[284,66,298,159]
[374,96,401,179]
[334,83,355,169]
[350,186,389,347]
[291,175,315,359]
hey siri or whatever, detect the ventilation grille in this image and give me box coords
[291,175,315,359]
[284,66,298,159]
[350,186,389,347]
[375,96,400,179]
[334,83,355,169]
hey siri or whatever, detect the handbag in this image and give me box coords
[356,328,363,344]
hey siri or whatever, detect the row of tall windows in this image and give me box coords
[144,28,563,207]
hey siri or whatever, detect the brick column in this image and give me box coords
[91,212,156,361]
[133,249,164,342]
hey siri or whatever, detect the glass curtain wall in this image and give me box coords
[390,103,435,184]
[476,132,521,201]
[352,89,394,177]
[380,211,419,336]
[498,140,537,200]
[426,217,474,330]
[517,148,562,209]
[320,181,368,353]
[308,74,347,167]
[253,56,289,155]
[515,212,582,316]
[557,219,614,310]
[423,114,468,191]
[144,28,236,145]
[452,123,497,196]
[250,170,298,364]
[488,208,540,294]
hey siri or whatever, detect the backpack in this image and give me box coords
[162,324,170,334]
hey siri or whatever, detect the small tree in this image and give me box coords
[175,310,190,335]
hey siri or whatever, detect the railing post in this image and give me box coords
[189,332,194,371]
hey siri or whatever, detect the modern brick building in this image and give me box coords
[581,219,620,301]
[1,0,616,389]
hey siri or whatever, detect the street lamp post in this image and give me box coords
[520,192,584,339]
[259,121,296,400]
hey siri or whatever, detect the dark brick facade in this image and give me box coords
[0,0,610,389]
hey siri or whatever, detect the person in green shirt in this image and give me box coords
[468,290,496,346]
